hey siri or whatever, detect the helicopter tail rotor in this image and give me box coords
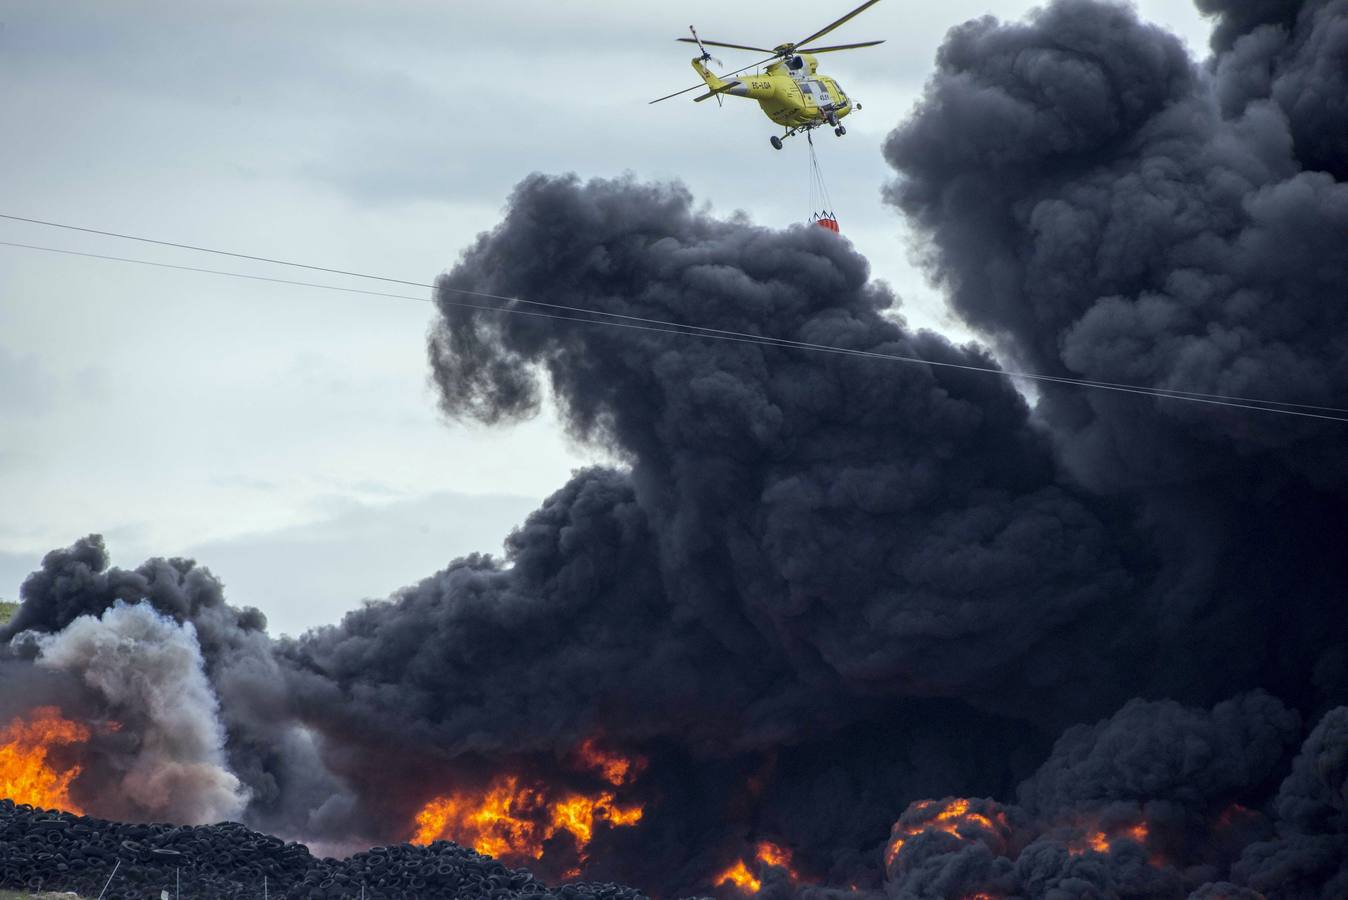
[686,26,722,67]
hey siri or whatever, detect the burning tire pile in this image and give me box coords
[0,800,650,900]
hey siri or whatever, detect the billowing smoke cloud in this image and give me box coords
[1233,706,1348,897]
[1202,0,1348,180]
[2,0,1347,897]
[1,537,353,837]
[278,172,1143,889]
[884,0,1348,489]
[882,694,1348,898]
[18,602,248,824]
[300,172,1141,742]
[882,0,1348,749]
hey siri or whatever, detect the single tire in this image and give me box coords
[770,135,784,150]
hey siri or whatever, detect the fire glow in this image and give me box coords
[714,841,802,894]
[410,740,644,868]
[886,798,1009,867]
[0,707,90,813]
[1069,821,1150,856]
[574,737,643,787]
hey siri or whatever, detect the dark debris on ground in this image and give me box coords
[0,800,651,900]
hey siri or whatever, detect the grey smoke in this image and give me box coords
[1,538,352,838]
[22,601,247,824]
[1233,706,1348,897]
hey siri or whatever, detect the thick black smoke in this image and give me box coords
[278,172,1149,890]
[884,0,1348,735]
[873,0,1348,893]
[1233,707,1348,896]
[303,173,1140,738]
[4,1,1348,897]
[1202,0,1348,181]
[883,693,1347,898]
[885,0,1348,484]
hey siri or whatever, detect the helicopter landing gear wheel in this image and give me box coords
[834,126,846,137]
[770,135,784,150]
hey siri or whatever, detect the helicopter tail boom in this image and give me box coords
[691,58,756,99]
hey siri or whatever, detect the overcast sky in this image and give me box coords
[0,0,1212,635]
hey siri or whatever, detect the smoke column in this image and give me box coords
[875,0,1348,893]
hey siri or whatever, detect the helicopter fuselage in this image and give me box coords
[654,0,883,147]
[692,54,854,130]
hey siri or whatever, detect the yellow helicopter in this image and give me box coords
[651,0,885,149]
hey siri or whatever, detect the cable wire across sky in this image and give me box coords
[2,213,1347,424]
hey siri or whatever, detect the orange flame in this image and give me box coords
[575,737,645,787]
[886,798,1009,867]
[713,840,802,893]
[754,840,795,873]
[1069,819,1150,856]
[0,707,90,813]
[411,741,645,868]
[715,859,762,894]
[412,776,643,860]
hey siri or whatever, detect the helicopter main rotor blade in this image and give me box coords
[722,54,780,76]
[722,54,776,77]
[793,0,884,50]
[795,39,886,53]
[649,53,778,104]
[650,83,707,104]
[694,81,742,102]
[676,37,775,53]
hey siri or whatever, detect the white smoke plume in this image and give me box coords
[23,601,248,824]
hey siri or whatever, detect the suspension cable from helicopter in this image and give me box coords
[806,131,836,223]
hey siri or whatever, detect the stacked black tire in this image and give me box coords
[0,800,650,899]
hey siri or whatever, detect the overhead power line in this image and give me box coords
[0,212,429,290]
[1,218,1346,424]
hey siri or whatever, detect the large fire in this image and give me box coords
[884,795,1181,896]
[0,706,90,813]
[410,740,644,871]
[885,798,1010,867]
[714,840,802,894]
